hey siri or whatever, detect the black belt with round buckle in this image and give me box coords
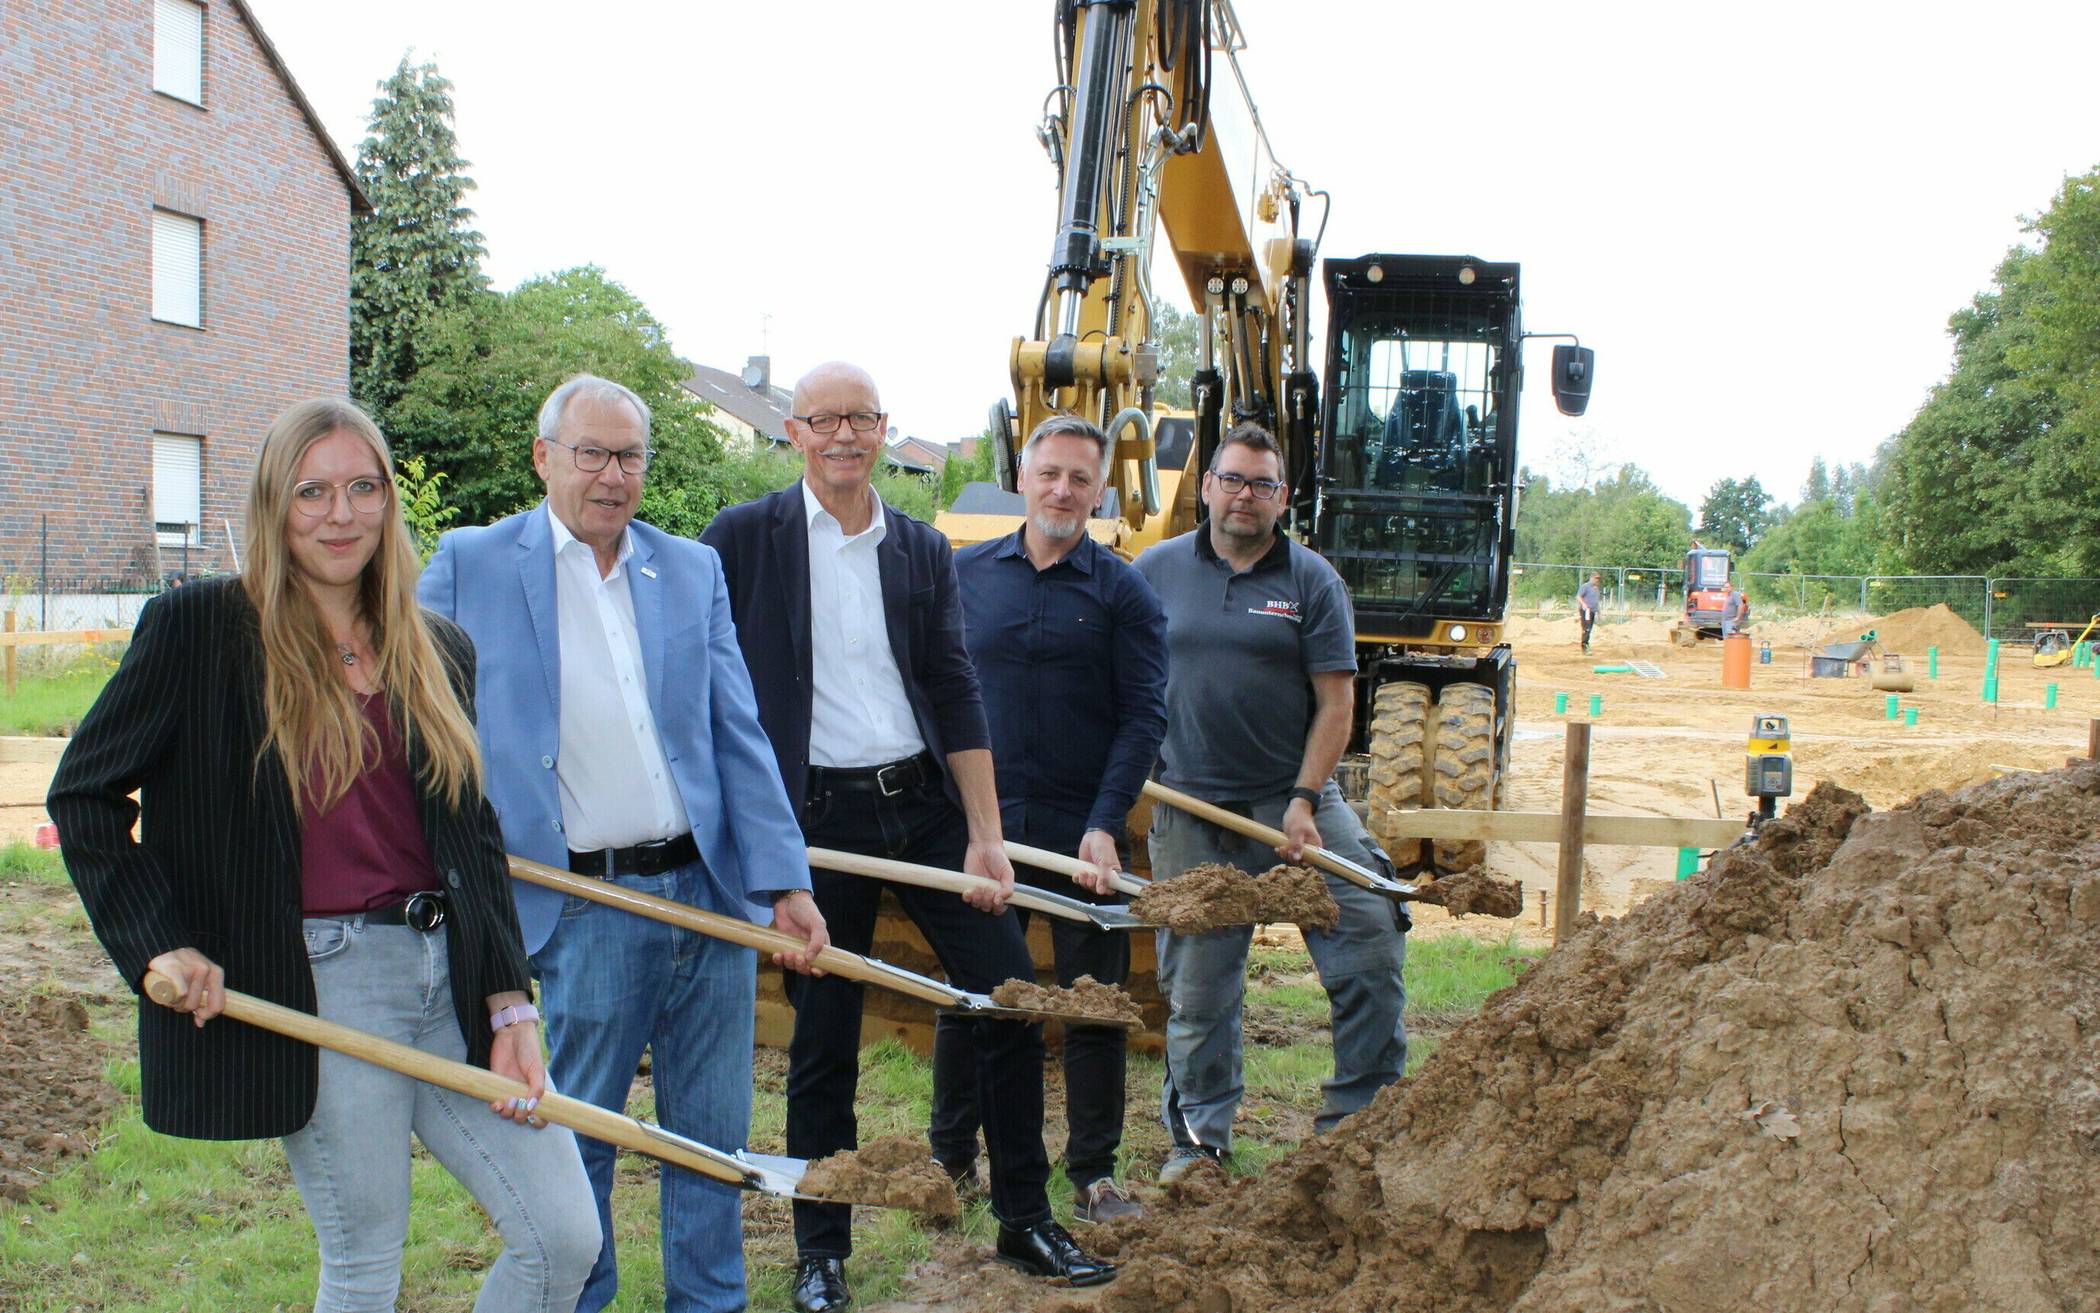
[340,891,447,932]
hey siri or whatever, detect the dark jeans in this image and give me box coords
[928,829,1130,1187]
[1580,610,1595,650]
[786,777,1051,1258]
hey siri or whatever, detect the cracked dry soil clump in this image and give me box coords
[1074,769,2100,1312]
[1132,862,1341,934]
[797,1135,960,1222]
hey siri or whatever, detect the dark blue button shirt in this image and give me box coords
[954,527,1168,847]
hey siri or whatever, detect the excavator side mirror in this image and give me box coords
[1551,345,1595,417]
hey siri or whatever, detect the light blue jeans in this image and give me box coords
[1148,781,1409,1152]
[533,863,757,1313]
[282,918,600,1313]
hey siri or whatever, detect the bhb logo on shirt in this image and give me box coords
[1249,599,1301,623]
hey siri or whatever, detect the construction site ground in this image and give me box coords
[1407,605,2097,945]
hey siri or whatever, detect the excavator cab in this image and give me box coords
[1310,255,1522,646]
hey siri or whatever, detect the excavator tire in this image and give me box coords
[1366,680,1431,868]
[1430,682,1498,871]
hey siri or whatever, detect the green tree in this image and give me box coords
[938,434,996,505]
[392,454,457,561]
[350,57,489,422]
[1150,300,1200,408]
[1696,476,1775,554]
[388,266,728,535]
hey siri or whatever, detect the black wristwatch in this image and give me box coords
[1287,786,1322,809]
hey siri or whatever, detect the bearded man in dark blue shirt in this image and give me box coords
[928,414,1168,1224]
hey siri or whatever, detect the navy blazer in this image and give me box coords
[700,481,989,820]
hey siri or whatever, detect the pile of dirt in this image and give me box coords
[1859,602,1987,657]
[989,974,1144,1027]
[0,990,118,1202]
[797,1135,960,1221]
[1132,863,1341,934]
[1070,767,2100,1311]
[1419,867,1526,918]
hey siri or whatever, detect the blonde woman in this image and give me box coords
[50,399,599,1312]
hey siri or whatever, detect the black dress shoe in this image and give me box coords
[995,1219,1117,1287]
[792,1255,852,1312]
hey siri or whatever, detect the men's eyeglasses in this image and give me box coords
[1211,471,1284,500]
[793,411,885,435]
[545,437,654,475]
[292,477,389,517]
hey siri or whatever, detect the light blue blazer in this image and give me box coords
[419,505,810,955]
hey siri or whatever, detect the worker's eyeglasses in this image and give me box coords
[1211,471,1284,500]
[291,477,389,517]
[794,411,885,435]
[544,438,654,475]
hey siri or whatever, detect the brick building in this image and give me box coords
[1,0,368,588]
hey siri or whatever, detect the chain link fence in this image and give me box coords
[1512,563,2100,640]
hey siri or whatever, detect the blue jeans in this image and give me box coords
[282,919,600,1313]
[1147,781,1409,1152]
[532,863,757,1313]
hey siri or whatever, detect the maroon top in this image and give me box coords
[300,691,441,915]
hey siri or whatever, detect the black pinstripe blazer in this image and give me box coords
[47,577,533,1141]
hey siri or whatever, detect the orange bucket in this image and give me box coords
[1721,633,1752,689]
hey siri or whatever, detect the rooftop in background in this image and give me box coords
[684,355,792,446]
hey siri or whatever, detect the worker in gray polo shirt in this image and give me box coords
[1133,421,1408,1182]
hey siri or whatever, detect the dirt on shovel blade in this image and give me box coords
[1419,866,1525,918]
[797,1135,960,1221]
[1132,862,1340,934]
[990,974,1144,1027]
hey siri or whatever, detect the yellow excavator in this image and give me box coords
[2033,615,2098,669]
[934,0,1595,874]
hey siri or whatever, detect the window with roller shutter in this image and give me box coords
[152,210,203,327]
[154,433,203,547]
[153,0,205,105]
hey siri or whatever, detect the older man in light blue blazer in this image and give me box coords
[421,374,827,1313]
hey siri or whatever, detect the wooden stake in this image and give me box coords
[1554,721,1592,944]
[2089,718,2099,762]
[3,611,13,698]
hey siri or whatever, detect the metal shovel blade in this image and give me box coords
[1014,882,1154,931]
[942,989,1140,1029]
[634,1121,821,1201]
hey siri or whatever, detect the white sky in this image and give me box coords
[246,0,2100,509]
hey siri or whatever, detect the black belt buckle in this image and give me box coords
[403,891,447,932]
[874,759,913,797]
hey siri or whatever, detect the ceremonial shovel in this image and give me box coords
[1140,780,1425,903]
[806,846,1152,933]
[1002,840,1151,899]
[508,857,1133,1029]
[141,967,820,1200]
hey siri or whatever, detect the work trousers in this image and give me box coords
[1580,610,1596,651]
[1147,780,1409,1152]
[787,776,1052,1257]
[927,826,1131,1188]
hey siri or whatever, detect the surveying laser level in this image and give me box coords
[1745,714,1793,829]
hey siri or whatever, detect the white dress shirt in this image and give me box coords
[547,505,692,851]
[801,481,927,768]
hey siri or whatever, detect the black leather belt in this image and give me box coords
[568,831,700,879]
[809,751,938,799]
[318,891,447,932]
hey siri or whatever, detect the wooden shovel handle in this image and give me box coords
[1140,780,1376,891]
[506,857,957,1008]
[141,968,752,1188]
[806,846,1099,925]
[1003,840,1147,898]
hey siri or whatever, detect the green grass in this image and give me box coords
[1,928,1546,1309]
[1,841,68,885]
[0,655,116,736]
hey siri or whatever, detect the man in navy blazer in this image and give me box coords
[703,361,1114,1309]
[421,374,828,1313]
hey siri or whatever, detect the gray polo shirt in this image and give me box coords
[1133,526,1357,799]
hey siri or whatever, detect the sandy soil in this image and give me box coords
[1407,609,2100,947]
[0,736,64,846]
